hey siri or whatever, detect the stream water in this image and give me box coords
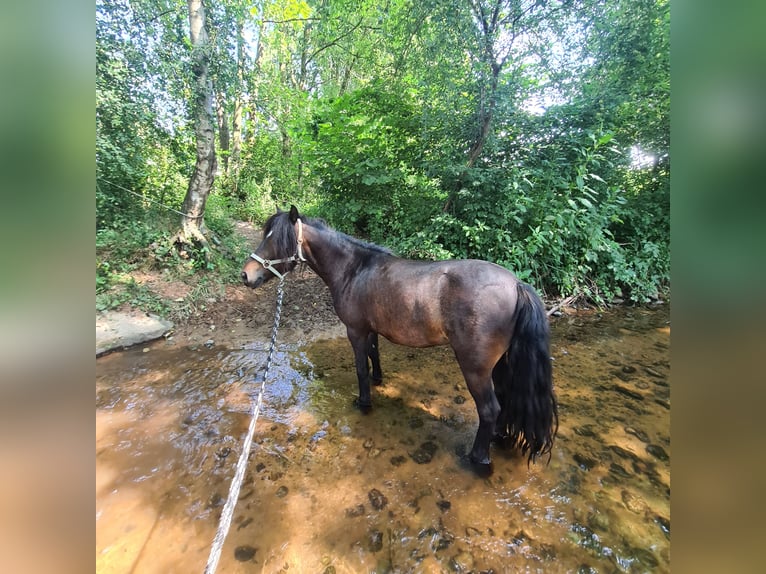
[96,305,670,573]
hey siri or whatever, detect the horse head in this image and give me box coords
[241,206,303,288]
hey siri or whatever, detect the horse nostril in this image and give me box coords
[241,271,248,283]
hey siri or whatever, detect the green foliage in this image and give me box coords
[306,84,446,241]
[96,0,670,309]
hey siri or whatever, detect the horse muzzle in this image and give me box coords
[241,270,266,289]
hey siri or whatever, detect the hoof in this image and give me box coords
[491,433,511,449]
[353,397,373,413]
[371,377,383,386]
[459,453,493,477]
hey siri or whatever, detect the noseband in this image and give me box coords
[249,218,307,280]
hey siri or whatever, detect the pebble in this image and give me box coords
[655,515,671,539]
[390,455,407,466]
[368,488,388,510]
[587,511,610,532]
[449,550,474,572]
[367,529,383,552]
[436,499,451,512]
[345,504,365,518]
[621,490,648,514]
[612,384,644,401]
[276,485,289,498]
[234,545,257,561]
[204,339,214,348]
[609,462,631,479]
[573,452,597,470]
[410,441,438,464]
[646,444,669,462]
[624,426,649,443]
[632,547,659,568]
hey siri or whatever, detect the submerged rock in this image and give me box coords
[367,529,383,552]
[234,545,257,561]
[646,444,669,462]
[368,488,388,510]
[410,441,438,464]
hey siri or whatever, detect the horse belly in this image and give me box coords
[371,297,449,348]
[379,324,448,348]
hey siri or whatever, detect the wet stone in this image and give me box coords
[368,488,388,510]
[512,530,529,545]
[453,395,466,404]
[345,504,365,518]
[612,369,633,382]
[574,425,597,438]
[632,547,659,568]
[624,426,649,443]
[621,365,637,374]
[234,545,257,562]
[587,511,610,532]
[612,384,644,401]
[410,441,438,464]
[644,366,663,378]
[434,533,454,551]
[655,515,671,539]
[449,550,474,572]
[390,455,407,467]
[436,499,451,512]
[276,485,289,498]
[609,462,631,479]
[367,529,383,552]
[621,490,648,514]
[646,443,669,462]
[609,445,639,461]
[655,398,671,410]
[573,452,597,471]
[408,417,424,429]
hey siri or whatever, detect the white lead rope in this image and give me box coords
[203,279,285,574]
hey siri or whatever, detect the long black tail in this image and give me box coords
[493,282,558,464]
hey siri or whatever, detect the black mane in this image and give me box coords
[263,211,393,259]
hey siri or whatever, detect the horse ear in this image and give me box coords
[289,205,300,223]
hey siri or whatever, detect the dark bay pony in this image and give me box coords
[241,206,558,467]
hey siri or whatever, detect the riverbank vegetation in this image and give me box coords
[97,0,669,311]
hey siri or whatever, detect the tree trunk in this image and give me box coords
[179,0,216,248]
[230,20,245,197]
[216,95,230,174]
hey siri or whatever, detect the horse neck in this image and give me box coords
[302,223,360,289]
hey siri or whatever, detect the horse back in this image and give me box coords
[338,256,520,348]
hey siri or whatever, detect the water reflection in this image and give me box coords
[96,306,669,573]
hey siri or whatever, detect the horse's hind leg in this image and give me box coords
[456,355,500,465]
[367,332,383,384]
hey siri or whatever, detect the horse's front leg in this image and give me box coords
[347,328,373,411]
[367,332,383,384]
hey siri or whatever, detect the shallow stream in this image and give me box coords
[96,306,670,573]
